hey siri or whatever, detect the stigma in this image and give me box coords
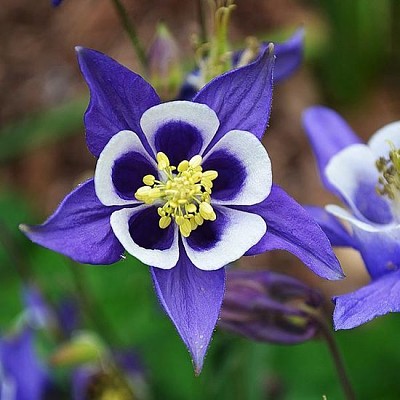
[135,152,218,237]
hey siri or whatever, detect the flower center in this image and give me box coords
[376,143,400,217]
[135,152,218,237]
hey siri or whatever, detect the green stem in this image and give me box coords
[67,261,119,346]
[197,0,208,44]
[110,0,148,72]
[317,316,356,400]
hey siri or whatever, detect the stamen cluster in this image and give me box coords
[135,152,218,237]
[376,145,400,201]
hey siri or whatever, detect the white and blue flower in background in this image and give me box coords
[303,106,400,330]
[178,28,304,100]
[21,46,342,373]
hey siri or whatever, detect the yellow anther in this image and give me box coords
[194,214,204,225]
[202,179,213,189]
[176,216,185,226]
[199,202,215,220]
[156,152,170,170]
[143,174,156,186]
[189,155,202,168]
[178,160,189,172]
[202,170,218,180]
[159,216,171,229]
[186,204,197,213]
[180,219,192,237]
[190,217,198,230]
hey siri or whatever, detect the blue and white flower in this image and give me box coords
[178,28,304,100]
[21,47,342,372]
[303,106,400,330]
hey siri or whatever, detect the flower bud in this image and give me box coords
[147,23,182,100]
[219,270,323,344]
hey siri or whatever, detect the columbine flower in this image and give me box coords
[220,269,323,344]
[178,28,304,100]
[21,46,342,372]
[303,106,400,329]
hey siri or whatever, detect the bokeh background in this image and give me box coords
[1,0,400,398]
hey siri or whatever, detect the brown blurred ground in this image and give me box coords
[1,0,400,302]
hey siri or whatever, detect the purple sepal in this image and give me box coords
[151,247,225,374]
[304,205,356,248]
[0,329,49,400]
[194,44,275,146]
[269,27,304,82]
[220,269,322,344]
[333,269,400,330]
[351,225,400,280]
[302,106,361,192]
[76,47,160,157]
[243,185,344,280]
[20,179,124,265]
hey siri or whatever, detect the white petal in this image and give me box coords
[183,206,266,271]
[95,130,157,206]
[325,144,382,217]
[325,204,382,232]
[204,130,272,206]
[369,121,400,158]
[326,204,392,233]
[110,205,179,269]
[140,101,220,155]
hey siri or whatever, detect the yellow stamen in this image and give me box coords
[376,142,400,219]
[134,152,219,236]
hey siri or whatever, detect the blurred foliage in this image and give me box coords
[0,99,86,164]
[313,0,392,104]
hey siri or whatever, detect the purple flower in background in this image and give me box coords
[52,0,63,6]
[0,328,49,400]
[220,269,323,344]
[178,28,304,100]
[21,46,342,373]
[0,285,67,400]
[303,106,400,329]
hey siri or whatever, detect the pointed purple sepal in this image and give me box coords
[302,106,361,191]
[333,270,400,329]
[20,179,124,265]
[243,185,344,280]
[76,47,160,157]
[151,248,225,374]
[194,44,275,146]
